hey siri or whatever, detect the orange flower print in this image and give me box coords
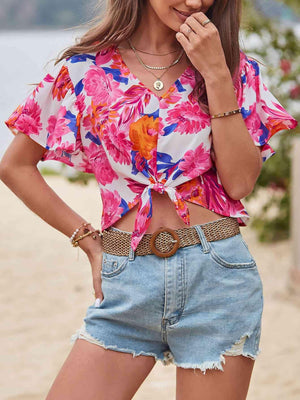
[5,105,23,133]
[129,115,159,160]
[176,178,206,206]
[52,66,73,101]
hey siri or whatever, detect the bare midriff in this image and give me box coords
[112,192,226,234]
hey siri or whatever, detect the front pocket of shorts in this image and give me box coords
[101,253,129,278]
[209,233,257,270]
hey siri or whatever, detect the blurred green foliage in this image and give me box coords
[279,0,300,14]
[40,165,96,185]
[242,0,300,241]
[66,172,95,186]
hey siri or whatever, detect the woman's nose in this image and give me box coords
[184,0,203,10]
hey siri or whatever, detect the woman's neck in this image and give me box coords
[130,5,180,53]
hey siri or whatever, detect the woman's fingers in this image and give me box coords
[176,11,227,79]
[93,273,103,301]
[90,252,104,302]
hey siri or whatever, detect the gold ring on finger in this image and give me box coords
[201,19,211,27]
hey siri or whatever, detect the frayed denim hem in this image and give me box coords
[70,323,174,366]
[70,326,261,374]
[172,332,261,375]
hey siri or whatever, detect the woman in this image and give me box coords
[1,0,298,399]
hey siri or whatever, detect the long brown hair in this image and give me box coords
[57,0,242,114]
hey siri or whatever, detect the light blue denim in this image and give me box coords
[70,219,264,374]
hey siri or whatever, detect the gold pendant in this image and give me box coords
[153,80,164,91]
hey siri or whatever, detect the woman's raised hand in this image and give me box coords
[175,12,229,80]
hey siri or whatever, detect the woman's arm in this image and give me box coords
[176,12,263,200]
[0,133,103,257]
[205,70,263,200]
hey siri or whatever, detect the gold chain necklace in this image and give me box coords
[128,40,185,91]
[128,39,184,70]
[118,45,180,56]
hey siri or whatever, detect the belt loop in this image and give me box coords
[129,245,135,261]
[194,224,210,253]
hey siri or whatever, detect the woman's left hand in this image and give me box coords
[175,12,229,80]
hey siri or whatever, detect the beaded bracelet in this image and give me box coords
[210,108,241,119]
[72,229,102,247]
[69,222,91,244]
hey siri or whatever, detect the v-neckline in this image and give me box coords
[114,45,194,100]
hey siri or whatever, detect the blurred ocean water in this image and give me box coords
[0,29,83,171]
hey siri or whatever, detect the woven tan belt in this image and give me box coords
[102,217,240,258]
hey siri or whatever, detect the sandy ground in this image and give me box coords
[1,174,300,400]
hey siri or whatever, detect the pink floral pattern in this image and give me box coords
[166,102,211,134]
[5,47,298,251]
[179,144,212,178]
[12,98,42,135]
[92,145,118,186]
[102,123,132,165]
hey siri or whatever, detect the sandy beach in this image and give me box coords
[1,174,300,400]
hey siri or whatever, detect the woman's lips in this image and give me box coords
[173,8,193,22]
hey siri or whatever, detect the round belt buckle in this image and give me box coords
[150,227,180,258]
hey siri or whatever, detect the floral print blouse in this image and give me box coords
[5,45,298,251]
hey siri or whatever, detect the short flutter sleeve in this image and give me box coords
[5,61,93,173]
[237,51,298,163]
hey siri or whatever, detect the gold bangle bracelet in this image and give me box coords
[72,229,102,247]
[210,108,241,119]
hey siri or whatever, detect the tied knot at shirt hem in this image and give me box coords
[130,181,191,252]
[150,182,166,194]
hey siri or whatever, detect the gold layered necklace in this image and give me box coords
[118,44,179,56]
[127,39,184,91]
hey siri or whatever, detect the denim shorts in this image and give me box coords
[70,220,264,374]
